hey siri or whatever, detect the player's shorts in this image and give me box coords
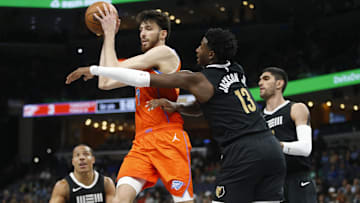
[282,172,317,203]
[213,131,286,203]
[116,124,193,198]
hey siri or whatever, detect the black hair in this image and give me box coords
[262,67,288,92]
[204,28,238,62]
[136,10,171,39]
[73,144,94,156]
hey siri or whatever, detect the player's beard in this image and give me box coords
[141,33,160,52]
[260,86,276,100]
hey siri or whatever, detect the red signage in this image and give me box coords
[23,101,96,117]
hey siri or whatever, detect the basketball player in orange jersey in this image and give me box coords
[66,6,194,203]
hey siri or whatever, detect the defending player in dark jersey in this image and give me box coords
[49,144,115,203]
[66,28,286,203]
[259,67,317,203]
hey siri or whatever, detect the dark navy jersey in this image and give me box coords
[200,61,270,147]
[65,171,106,203]
[263,101,312,174]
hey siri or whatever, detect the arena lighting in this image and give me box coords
[249,3,255,9]
[85,118,92,126]
[307,101,314,108]
[46,148,52,154]
[354,105,359,111]
[155,9,161,13]
[77,48,83,54]
[326,101,332,107]
[219,6,226,12]
[189,10,194,15]
[242,1,249,6]
[101,125,107,131]
[169,15,175,21]
[163,11,169,16]
[0,0,150,9]
[93,122,99,128]
[175,19,181,24]
[33,157,40,164]
[340,104,346,110]
[102,121,107,126]
[110,123,116,128]
[118,125,124,131]
[110,128,115,133]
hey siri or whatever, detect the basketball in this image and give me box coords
[85,1,118,36]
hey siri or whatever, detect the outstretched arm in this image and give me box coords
[66,66,214,103]
[280,103,312,157]
[146,99,203,117]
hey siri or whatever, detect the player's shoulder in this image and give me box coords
[103,176,114,185]
[149,45,176,55]
[291,102,308,110]
[290,102,310,115]
[53,178,69,194]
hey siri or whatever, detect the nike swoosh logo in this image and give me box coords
[300,181,311,187]
[72,187,82,192]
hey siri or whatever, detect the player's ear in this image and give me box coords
[160,30,167,41]
[209,50,215,60]
[276,80,284,90]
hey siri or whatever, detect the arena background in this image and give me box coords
[1,0,360,202]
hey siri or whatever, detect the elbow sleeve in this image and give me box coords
[90,65,150,87]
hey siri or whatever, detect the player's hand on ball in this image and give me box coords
[65,67,94,84]
[146,99,177,113]
[93,3,120,36]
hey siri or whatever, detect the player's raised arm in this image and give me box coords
[98,46,178,90]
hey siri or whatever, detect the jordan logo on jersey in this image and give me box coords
[266,116,283,129]
[219,73,246,93]
[172,133,180,142]
[76,193,103,203]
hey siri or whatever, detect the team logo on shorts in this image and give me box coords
[215,185,225,198]
[171,180,184,191]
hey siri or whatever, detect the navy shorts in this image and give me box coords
[213,131,286,203]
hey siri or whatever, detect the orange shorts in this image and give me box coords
[116,125,193,197]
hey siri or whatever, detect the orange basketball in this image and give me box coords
[85,1,118,36]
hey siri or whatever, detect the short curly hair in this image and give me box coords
[204,28,238,62]
[136,10,171,39]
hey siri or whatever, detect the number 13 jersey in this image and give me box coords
[200,61,269,147]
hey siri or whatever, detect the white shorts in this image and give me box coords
[117,176,193,202]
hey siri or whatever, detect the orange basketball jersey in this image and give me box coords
[135,61,184,136]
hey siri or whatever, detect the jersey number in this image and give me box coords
[234,88,256,114]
